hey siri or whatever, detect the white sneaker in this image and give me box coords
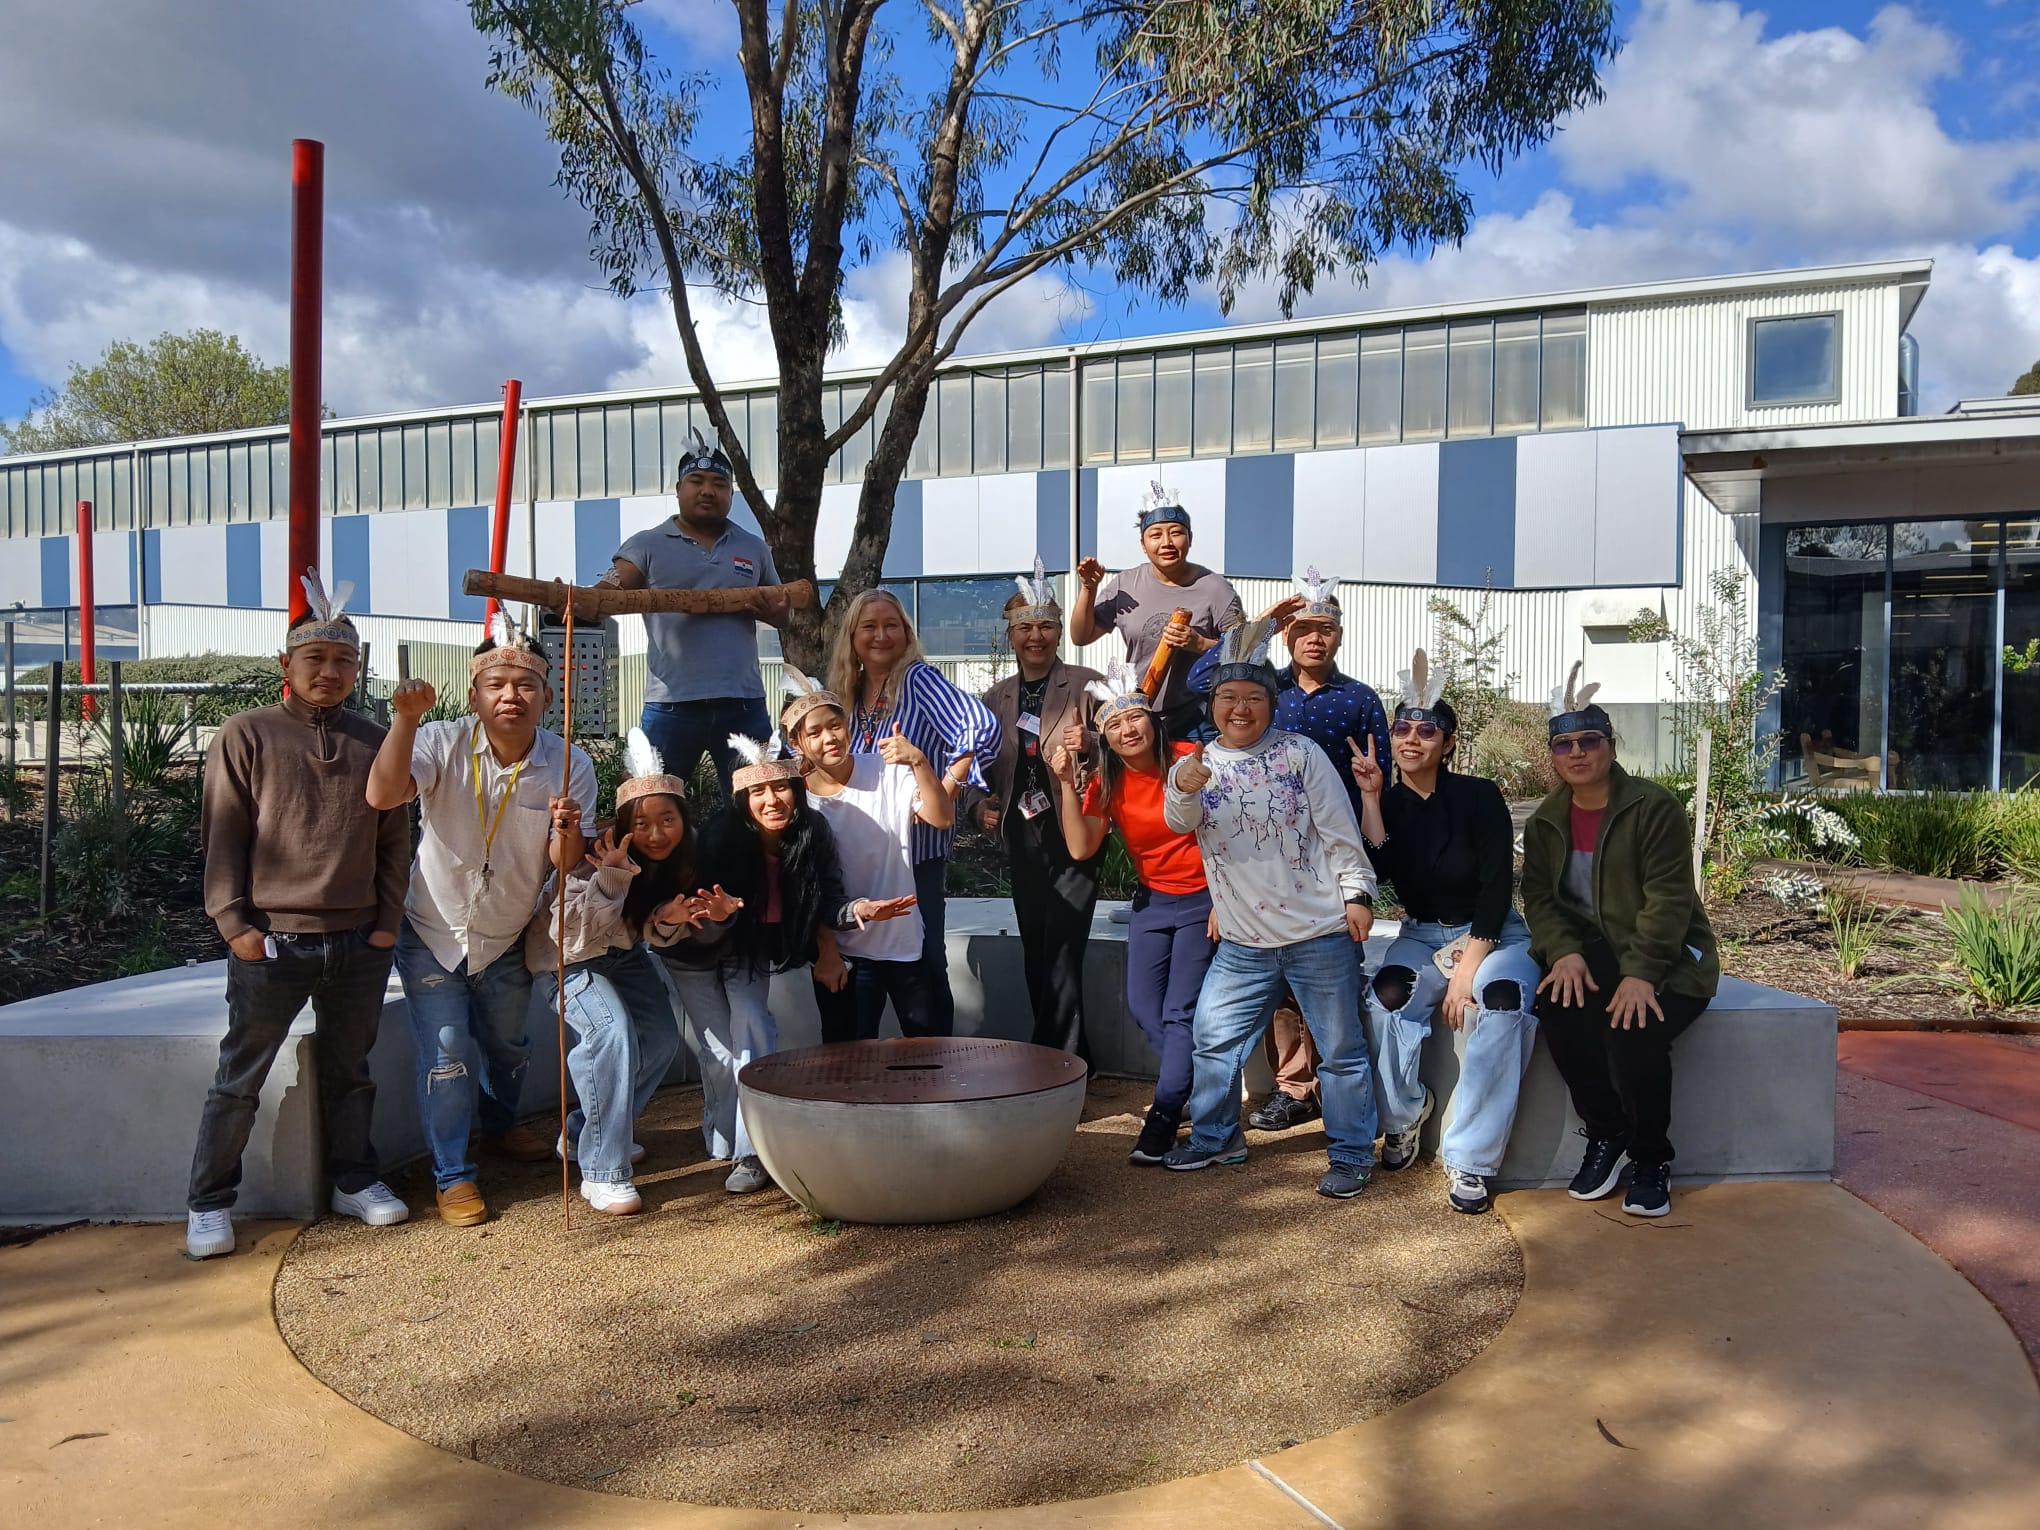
[724,1156,771,1194]
[186,1209,235,1259]
[579,1179,643,1216]
[331,1182,410,1226]
[1380,1087,1435,1171]
[556,1133,646,1165]
[1445,1165,1492,1215]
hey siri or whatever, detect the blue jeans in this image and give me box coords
[534,946,681,1184]
[1186,930,1378,1169]
[394,921,534,1191]
[665,960,778,1160]
[640,697,771,801]
[1364,914,1542,1179]
[1125,886,1215,1120]
[913,857,955,1033]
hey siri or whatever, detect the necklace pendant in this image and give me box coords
[481,864,493,884]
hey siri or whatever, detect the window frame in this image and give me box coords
[1747,311,1843,410]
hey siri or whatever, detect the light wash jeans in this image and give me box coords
[394,921,533,1191]
[1185,930,1378,1170]
[534,946,682,1184]
[665,961,779,1161]
[1364,912,1541,1178]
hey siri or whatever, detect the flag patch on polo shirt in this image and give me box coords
[733,556,756,578]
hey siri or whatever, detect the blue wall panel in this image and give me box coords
[1436,436,1517,588]
[330,516,372,616]
[1224,455,1295,579]
[883,479,923,579]
[445,505,489,622]
[141,530,162,605]
[574,498,620,588]
[39,536,69,607]
[1078,469,1098,560]
[224,524,264,609]
[1035,471,1071,569]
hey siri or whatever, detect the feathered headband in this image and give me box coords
[729,731,803,795]
[1547,660,1611,739]
[1209,616,1278,693]
[1008,555,1060,624]
[1395,647,1449,720]
[614,727,690,810]
[469,608,550,680]
[676,425,733,481]
[1292,566,1341,625]
[288,567,360,653]
[1136,478,1190,531]
[1085,657,1151,726]
[777,662,844,742]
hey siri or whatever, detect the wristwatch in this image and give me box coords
[1345,893,1374,910]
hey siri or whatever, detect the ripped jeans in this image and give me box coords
[395,922,533,1191]
[1362,913,1541,1179]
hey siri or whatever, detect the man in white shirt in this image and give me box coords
[1160,621,1381,1198]
[366,620,596,1225]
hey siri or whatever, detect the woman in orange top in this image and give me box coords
[1049,662,1215,1165]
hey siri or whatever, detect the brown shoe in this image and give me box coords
[435,1181,488,1226]
[484,1123,555,1162]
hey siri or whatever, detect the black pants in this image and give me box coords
[1006,812,1102,1056]
[188,929,394,1212]
[913,857,955,1032]
[813,956,945,1044]
[1534,941,1709,1167]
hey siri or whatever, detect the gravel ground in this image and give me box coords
[276,1077,1522,1514]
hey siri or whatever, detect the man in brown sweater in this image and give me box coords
[185,574,413,1260]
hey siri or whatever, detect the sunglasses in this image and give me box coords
[1390,719,1442,742]
[1549,733,1610,756]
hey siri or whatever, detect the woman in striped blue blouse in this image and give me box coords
[826,589,1002,1033]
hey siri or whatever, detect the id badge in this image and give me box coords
[1018,711,1043,737]
[1019,788,1051,820]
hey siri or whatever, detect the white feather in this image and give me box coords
[1295,565,1336,604]
[1218,617,1274,669]
[726,732,766,768]
[781,663,822,698]
[624,727,664,781]
[326,580,354,619]
[299,567,331,620]
[1013,574,1036,602]
[488,611,518,651]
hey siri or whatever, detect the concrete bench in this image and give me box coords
[0,902,1835,1221]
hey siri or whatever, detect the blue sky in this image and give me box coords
[1,0,2036,429]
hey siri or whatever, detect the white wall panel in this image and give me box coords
[813,484,860,581]
[1361,444,1437,585]
[1291,449,1366,580]
[368,508,450,621]
[156,524,228,607]
[1592,425,1682,586]
[919,477,979,575]
[259,521,291,608]
[90,531,132,604]
[1513,432,1598,588]
[1096,459,1225,573]
[533,501,576,589]
[618,493,669,542]
[0,540,40,606]
[976,473,1038,573]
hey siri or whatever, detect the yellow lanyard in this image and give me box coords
[471,723,529,881]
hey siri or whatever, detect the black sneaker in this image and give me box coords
[1162,1131,1249,1172]
[1247,1092,1321,1132]
[1623,1161,1672,1217]
[1567,1131,1629,1201]
[1379,1086,1435,1171]
[1316,1162,1370,1199]
[1127,1109,1181,1165]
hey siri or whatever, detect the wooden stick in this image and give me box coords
[557,599,574,1231]
[1139,607,1194,698]
[462,568,815,618]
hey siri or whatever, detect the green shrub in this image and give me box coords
[1823,886,1899,981]
[14,655,280,727]
[1939,888,2040,1010]
[1828,792,1998,880]
[52,770,189,922]
[1989,791,2040,882]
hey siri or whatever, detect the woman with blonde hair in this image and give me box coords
[825,586,1001,1032]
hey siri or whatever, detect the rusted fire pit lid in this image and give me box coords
[740,1037,1086,1104]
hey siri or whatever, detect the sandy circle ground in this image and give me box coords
[276,1077,1521,1513]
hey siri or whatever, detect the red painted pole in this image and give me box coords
[75,501,96,722]
[286,139,324,623]
[483,379,523,628]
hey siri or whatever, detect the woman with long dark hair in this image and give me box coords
[657,734,916,1193]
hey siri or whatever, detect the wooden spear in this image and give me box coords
[556,596,575,1230]
[462,569,815,619]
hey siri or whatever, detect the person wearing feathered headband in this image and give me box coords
[365,610,598,1227]
[1519,662,1719,1218]
[1346,648,1543,1215]
[1046,659,1217,1163]
[1068,479,1245,740]
[1157,617,1383,1199]
[961,558,1108,1055]
[597,426,789,798]
[185,571,415,1260]
[1187,567,1389,1136]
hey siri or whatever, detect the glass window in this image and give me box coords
[1273,339,1315,449]
[629,404,661,494]
[321,437,338,516]
[1080,360,1115,465]
[401,424,428,509]
[1494,317,1540,435]
[1042,367,1071,469]
[1447,321,1493,438]
[1154,351,1192,460]
[1401,324,1447,441]
[356,435,382,514]
[915,576,1019,658]
[841,385,878,483]
[816,387,842,485]
[908,386,938,478]
[1541,310,1586,429]
[1116,355,1154,461]
[972,372,1006,474]
[539,412,568,499]
[1232,342,1273,451]
[575,410,605,496]
[1358,329,1402,443]
[270,443,290,521]
[1192,347,1231,454]
[204,447,228,522]
[1006,367,1043,471]
[937,374,972,476]
[474,416,500,507]
[1889,520,1998,789]
[1751,313,1840,406]
[659,401,689,480]
[1781,523,1888,787]
[425,423,452,507]
[227,445,251,522]
[1313,334,1358,447]
[749,393,778,489]
[2006,518,2040,789]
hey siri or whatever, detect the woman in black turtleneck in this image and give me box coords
[1347,684,1542,1217]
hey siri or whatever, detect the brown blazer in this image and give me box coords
[970,660,1104,834]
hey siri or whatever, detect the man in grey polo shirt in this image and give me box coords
[600,429,789,796]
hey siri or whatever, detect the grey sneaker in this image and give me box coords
[1379,1086,1434,1170]
[1316,1163,1371,1199]
[1445,1165,1491,1214]
[725,1156,772,1194]
[1162,1131,1250,1171]
[185,1209,235,1259]
[331,1182,410,1226]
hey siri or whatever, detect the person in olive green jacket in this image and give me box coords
[1522,666,1718,1219]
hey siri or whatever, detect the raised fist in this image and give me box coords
[391,677,436,722]
[1076,557,1107,589]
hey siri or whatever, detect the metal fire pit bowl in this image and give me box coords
[738,1037,1088,1225]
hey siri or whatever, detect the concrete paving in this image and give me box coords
[4,1182,2035,1529]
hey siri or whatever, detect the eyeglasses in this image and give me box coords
[1549,733,1610,756]
[1390,719,1441,742]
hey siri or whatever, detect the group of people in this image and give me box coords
[185,442,1719,1262]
